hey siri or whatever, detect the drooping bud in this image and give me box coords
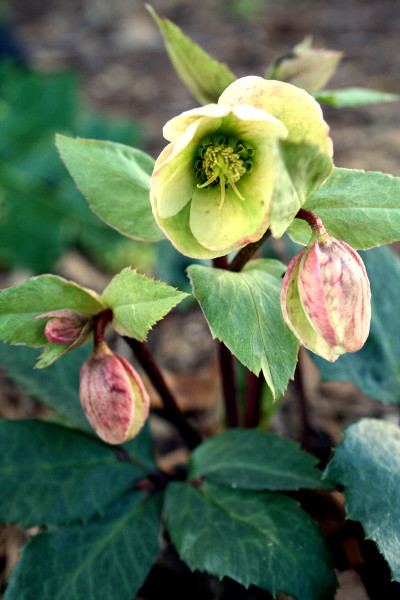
[37,309,91,346]
[281,227,371,362]
[79,342,150,445]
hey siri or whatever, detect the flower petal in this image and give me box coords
[163,104,231,142]
[219,76,332,155]
[189,185,268,251]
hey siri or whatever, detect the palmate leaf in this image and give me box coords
[165,482,337,600]
[56,135,162,242]
[101,267,188,340]
[146,5,236,104]
[5,492,162,600]
[288,167,400,249]
[188,259,299,399]
[0,420,154,528]
[325,419,400,581]
[188,429,329,491]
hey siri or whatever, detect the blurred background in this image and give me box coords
[0,1,400,597]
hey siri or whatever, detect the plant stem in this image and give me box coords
[93,308,113,347]
[294,347,313,452]
[229,229,271,272]
[124,337,202,450]
[212,257,241,427]
[244,370,262,428]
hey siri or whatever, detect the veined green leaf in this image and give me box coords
[325,419,400,581]
[101,267,188,340]
[188,260,299,399]
[56,135,162,242]
[165,482,337,599]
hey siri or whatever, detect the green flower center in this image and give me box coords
[195,134,254,209]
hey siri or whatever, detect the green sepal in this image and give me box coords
[146,5,236,104]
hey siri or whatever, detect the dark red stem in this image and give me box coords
[244,370,263,428]
[93,309,113,347]
[229,229,271,272]
[124,337,202,450]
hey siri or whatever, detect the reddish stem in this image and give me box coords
[93,309,113,347]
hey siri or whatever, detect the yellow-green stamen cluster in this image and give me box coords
[195,134,254,208]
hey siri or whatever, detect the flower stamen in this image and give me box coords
[195,135,254,209]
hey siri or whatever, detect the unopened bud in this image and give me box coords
[79,342,150,445]
[281,235,371,362]
[39,309,90,345]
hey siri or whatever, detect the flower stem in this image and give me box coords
[229,229,271,272]
[123,337,202,450]
[212,257,241,427]
[295,208,329,244]
[244,370,262,428]
[93,309,113,347]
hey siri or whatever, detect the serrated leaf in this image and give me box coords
[101,267,188,340]
[188,429,329,490]
[270,140,333,238]
[325,418,400,580]
[314,87,399,107]
[56,135,162,242]
[310,246,400,404]
[288,167,400,249]
[147,5,236,104]
[5,492,162,600]
[0,275,104,347]
[0,420,153,527]
[188,260,299,399]
[165,482,337,600]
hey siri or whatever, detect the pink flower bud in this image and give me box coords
[79,343,150,445]
[281,236,371,362]
[41,310,90,345]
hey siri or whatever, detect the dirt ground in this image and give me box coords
[1,0,400,598]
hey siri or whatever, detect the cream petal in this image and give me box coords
[163,104,231,142]
[189,185,269,251]
[219,76,332,155]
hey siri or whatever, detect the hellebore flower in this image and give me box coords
[79,342,150,444]
[151,75,332,258]
[281,229,371,362]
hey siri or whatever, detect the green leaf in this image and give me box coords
[101,267,188,340]
[270,140,333,238]
[188,429,329,490]
[288,167,400,249]
[0,275,104,347]
[310,246,400,404]
[314,87,399,107]
[188,260,299,399]
[325,418,400,581]
[147,5,236,104]
[0,420,153,527]
[165,482,337,600]
[56,135,162,242]
[5,491,162,600]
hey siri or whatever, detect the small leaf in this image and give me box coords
[325,419,400,581]
[270,140,333,238]
[288,167,400,249]
[5,492,162,600]
[165,482,337,600]
[0,275,103,347]
[56,135,162,242]
[189,429,329,490]
[101,267,188,340]
[147,5,236,104]
[314,87,399,107]
[0,420,153,527]
[188,260,299,399]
